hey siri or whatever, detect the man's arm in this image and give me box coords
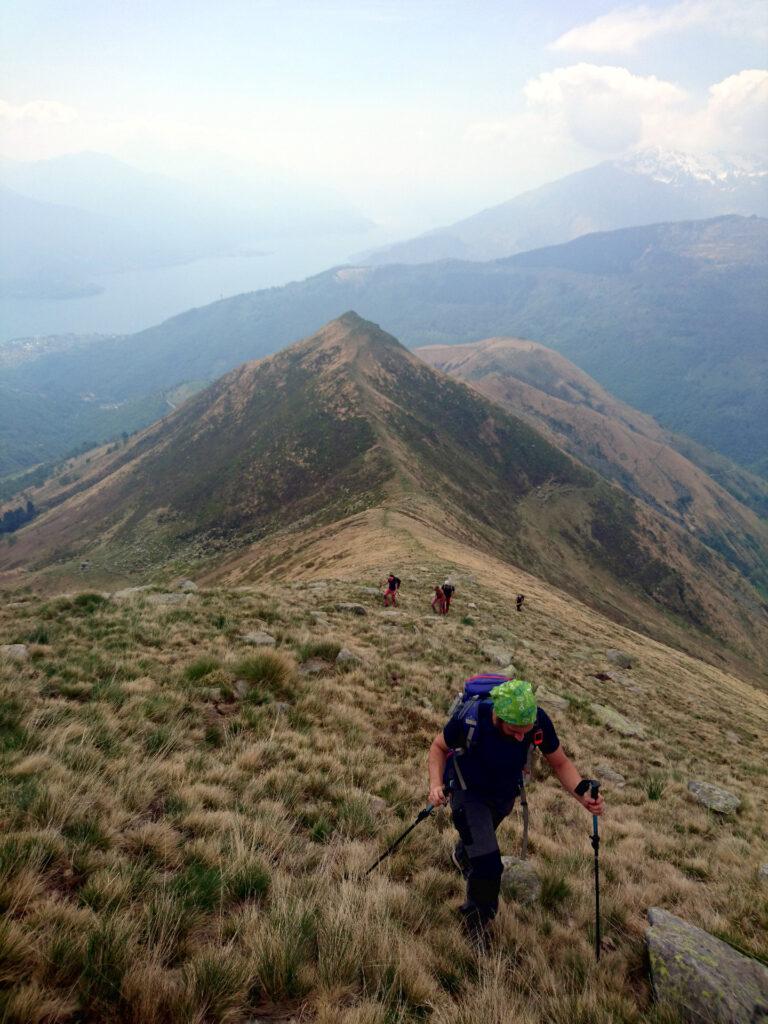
[428,732,451,806]
[544,745,605,815]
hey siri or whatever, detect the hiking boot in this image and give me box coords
[451,843,471,878]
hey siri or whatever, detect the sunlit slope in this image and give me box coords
[417,337,768,596]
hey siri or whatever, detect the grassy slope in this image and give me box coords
[1,550,766,1024]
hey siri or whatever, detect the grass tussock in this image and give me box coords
[0,571,766,1022]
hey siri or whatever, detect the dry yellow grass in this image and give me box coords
[0,559,766,1022]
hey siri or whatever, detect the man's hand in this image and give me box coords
[428,784,446,807]
[576,790,605,815]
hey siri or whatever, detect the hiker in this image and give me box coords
[427,676,604,944]
[442,578,455,613]
[516,593,525,612]
[431,584,446,614]
[382,573,401,607]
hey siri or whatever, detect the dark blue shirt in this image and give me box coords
[443,703,560,799]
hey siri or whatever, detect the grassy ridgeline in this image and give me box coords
[1,574,766,1023]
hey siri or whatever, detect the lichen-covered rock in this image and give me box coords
[759,864,768,882]
[595,764,626,787]
[1,644,28,661]
[482,647,513,667]
[606,649,633,669]
[687,780,741,814]
[335,603,367,616]
[646,907,768,1023]
[535,684,569,712]
[299,658,328,675]
[240,631,277,647]
[591,704,645,737]
[500,856,541,905]
[336,647,361,665]
[178,579,198,592]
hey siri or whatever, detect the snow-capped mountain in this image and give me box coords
[358,149,768,265]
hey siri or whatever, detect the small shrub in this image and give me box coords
[173,861,224,911]
[232,650,295,700]
[461,615,475,626]
[645,772,666,801]
[72,593,108,615]
[539,869,572,910]
[296,639,341,663]
[184,656,220,682]
[227,860,271,902]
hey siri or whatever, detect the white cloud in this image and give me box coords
[0,99,79,124]
[688,69,768,152]
[551,1,768,54]
[523,64,687,152]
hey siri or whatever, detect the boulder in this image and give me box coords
[591,703,645,737]
[335,603,367,616]
[687,780,741,815]
[759,864,768,882]
[500,856,541,905]
[646,907,768,1023]
[534,684,569,712]
[240,631,277,647]
[606,649,633,669]
[482,646,513,667]
[0,644,28,661]
[368,795,388,816]
[595,764,626,787]
[178,579,198,592]
[111,585,152,600]
[299,658,328,675]
[335,648,361,666]
[467,602,477,609]
[233,679,250,700]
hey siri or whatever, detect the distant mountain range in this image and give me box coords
[0,152,373,300]
[2,215,764,485]
[358,149,768,265]
[3,314,765,679]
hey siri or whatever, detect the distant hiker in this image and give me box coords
[442,578,455,613]
[382,573,401,607]
[428,676,604,946]
[431,585,446,614]
[516,593,525,613]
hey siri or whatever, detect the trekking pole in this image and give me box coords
[365,804,435,875]
[576,779,601,960]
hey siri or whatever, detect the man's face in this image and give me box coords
[494,714,535,742]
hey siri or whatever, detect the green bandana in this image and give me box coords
[490,679,537,725]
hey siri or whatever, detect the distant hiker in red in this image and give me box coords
[382,573,401,607]
[442,578,455,613]
[431,585,446,614]
[516,593,525,613]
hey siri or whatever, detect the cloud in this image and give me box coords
[694,69,768,152]
[550,1,768,54]
[0,99,79,124]
[523,64,687,152]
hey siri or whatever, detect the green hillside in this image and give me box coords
[1,216,765,484]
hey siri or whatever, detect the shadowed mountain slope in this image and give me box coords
[2,314,766,679]
[417,338,768,596]
[1,216,765,483]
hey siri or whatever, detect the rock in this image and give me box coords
[335,647,361,666]
[687,780,741,815]
[759,864,768,881]
[595,764,626,787]
[725,730,741,745]
[1,644,28,661]
[606,649,633,669]
[335,603,367,616]
[178,579,198,592]
[146,593,191,606]
[273,702,291,713]
[535,685,569,712]
[482,646,513,667]
[111,585,152,600]
[500,856,541,905]
[646,907,768,1023]
[368,795,388,816]
[299,658,328,675]
[240,631,277,647]
[468,602,477,609]
[233,679,250,699]
[591,704,645,737]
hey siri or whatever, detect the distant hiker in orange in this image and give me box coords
[431,585,446,614]
[382,573,401,607]
[516,593,525,613]
[442,578,455,613]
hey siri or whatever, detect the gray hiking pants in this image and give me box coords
[450,787,516,924]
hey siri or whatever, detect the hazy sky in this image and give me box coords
[1,0,766,229]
